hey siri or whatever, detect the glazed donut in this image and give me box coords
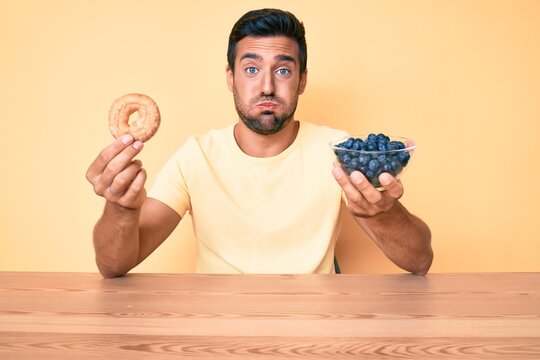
[108,93,160,142]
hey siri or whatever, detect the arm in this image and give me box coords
[356,201,432,275]
[92,198,180,278]
[332,165,433,275]
[87,135,181,278]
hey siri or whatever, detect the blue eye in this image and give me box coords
[277,68,291,76]
[246,67,258,74]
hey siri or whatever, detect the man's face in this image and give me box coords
[227,35,307,135]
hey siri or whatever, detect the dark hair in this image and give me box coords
[227,8,307,74]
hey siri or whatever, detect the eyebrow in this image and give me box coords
[277,54,296,64]
[240,53,297,64]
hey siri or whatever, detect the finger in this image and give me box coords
[100,140,144,186]
[332,164,366,204]
[349,170,383,204]
[118,168,147,208]
[108,160,143,196]
[86,134,134,182]
[379,173,403,199]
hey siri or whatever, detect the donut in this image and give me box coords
[108,93,160,142]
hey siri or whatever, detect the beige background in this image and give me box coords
[1,0,539,274]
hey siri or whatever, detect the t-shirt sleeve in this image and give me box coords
[147,142,192,218]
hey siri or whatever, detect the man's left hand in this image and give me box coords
[332,164,403,218]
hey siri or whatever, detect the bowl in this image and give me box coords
[329,133,416,187]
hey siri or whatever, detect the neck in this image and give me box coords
[234,120,300,157]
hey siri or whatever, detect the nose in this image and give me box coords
[261,71,275,96]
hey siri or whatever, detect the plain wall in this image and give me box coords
[1,0,539,274]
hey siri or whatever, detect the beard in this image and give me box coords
[233,91,299,135]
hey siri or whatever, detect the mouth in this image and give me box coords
[257,102,278,109]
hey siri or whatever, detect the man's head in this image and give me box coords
[227,8,307,75]
[226,9,308,135]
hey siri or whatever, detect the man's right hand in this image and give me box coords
[86,134,147,210]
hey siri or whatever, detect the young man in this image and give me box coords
[86,9,433,277]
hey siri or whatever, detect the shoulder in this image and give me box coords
[196,124,233,144]
[171,124,234,158]
[299,121,349,144]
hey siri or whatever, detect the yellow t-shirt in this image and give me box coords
[148,121,348,274]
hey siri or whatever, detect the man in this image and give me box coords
[86,8,433,277]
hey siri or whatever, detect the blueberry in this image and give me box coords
[382,162,393,174]
[398,151,410,166]
[377,142,388,151]
[340,153,352,164]
[390,158,402,174]
[351,139,363,150]
[388,141,405,151]
[349,158,359,170]
[366,141,377,151]
[376,133,390,142]
[366,170,380,187]
[358,154,369,166]
[367,133,377,143]
[366,170,375,179]
[368,159,380,172]
[378,156,391,170]
[334,149,347,157]
[342,137,354,149]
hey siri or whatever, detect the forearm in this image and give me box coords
[93,201,141,278]
[357,201,433,275]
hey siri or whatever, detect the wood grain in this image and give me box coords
[0,272,539,359]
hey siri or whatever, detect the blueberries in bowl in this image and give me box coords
[330,133,415,187]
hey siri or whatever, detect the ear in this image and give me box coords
[298,69,308,95]
[226,64,234,92]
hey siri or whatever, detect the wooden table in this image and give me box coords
[0,272,539,359]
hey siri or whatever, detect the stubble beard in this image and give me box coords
[233,90,299,135]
